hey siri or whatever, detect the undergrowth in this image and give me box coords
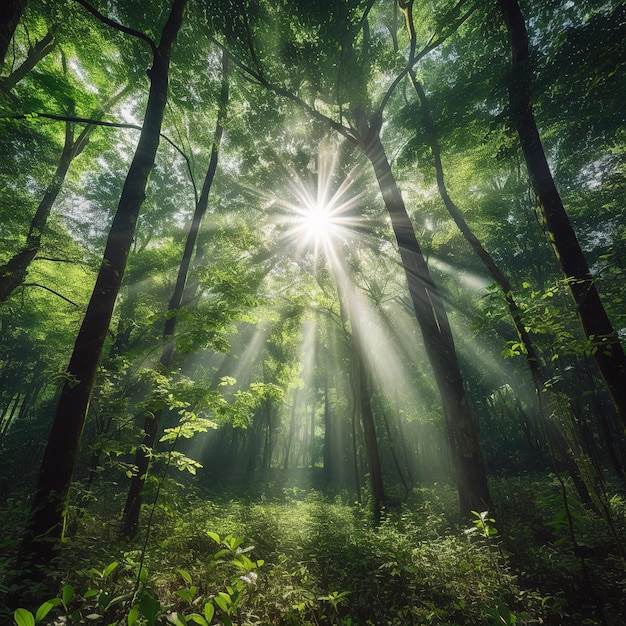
[2,474,625,625]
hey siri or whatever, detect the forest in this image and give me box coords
[1,0,625,623]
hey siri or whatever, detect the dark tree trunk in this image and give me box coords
[0,28,56,92]
[0,0,26,71]
[18,0,187,575]
[121,50,229,540]
[413,77,595,505]
[498,0,626,429]
[338,279,385,519]
[381,408,410,499]
[284,389,298,470]
[354,112,490,517]
[0,122,75,302]
[356,354,385,521]
[322,374,332,480]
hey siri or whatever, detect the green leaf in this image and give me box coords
[13,608,35,626]
[62,584,74,608]
[207,531,220,544]
[188,615,209,626]
[166,612,188,626]
[214,593,230,612]
[103,561,119,578]
[127,605,139,626]
[204,602,215,623]
[177,568,193,585]
[35,598,61,622]
[138,590,161,621]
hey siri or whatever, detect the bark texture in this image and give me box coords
[499,0,626,429]
[18,0,187,574]
[354,111,490,516]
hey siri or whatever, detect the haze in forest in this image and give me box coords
[1,0,626,624]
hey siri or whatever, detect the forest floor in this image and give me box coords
[2,472,626,625]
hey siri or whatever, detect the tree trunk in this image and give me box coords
[0,28,56,92]
[412,76,596,505]
[0,0,26,71]
[322,374,332,480]
[284,389,298,470]
[498,0,626,429]
[338,277,385,519]
[121,50,228,540]
[18,0,187,575]
[0,122,74,302]
[354,112,490,516]
[356,352,385,521]
[0,85,131,303]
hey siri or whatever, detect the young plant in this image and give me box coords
[468,510,498,538]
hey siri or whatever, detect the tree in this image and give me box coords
[17,0,188,577]
[121,48,230,540]
[498,0,626,429]
[0,0,26,71]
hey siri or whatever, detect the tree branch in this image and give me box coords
[21,283,80,307]
[74,0,157,54]
[210,37,357,146]
[6,112,196,190]
[376,0,478,117]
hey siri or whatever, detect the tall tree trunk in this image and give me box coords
[338,278,385,520]
[498,0,626,429]
[0,121,75,302]
[17,0,187,576]
[412,77,596,506]
[0,0,26,71]
[356,351,385,521]
[322,373,332,480]
[121,50,229,540]
[284,389,298,470]
[354,111,490,516]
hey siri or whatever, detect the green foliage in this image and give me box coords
[468,510,498,539]
[8,478,626,624]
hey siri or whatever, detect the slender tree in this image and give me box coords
[17,0,187,575]
[337,275,386,520]
[498,0,626,429]
[0,87,130,303]
[121,49,230,539]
